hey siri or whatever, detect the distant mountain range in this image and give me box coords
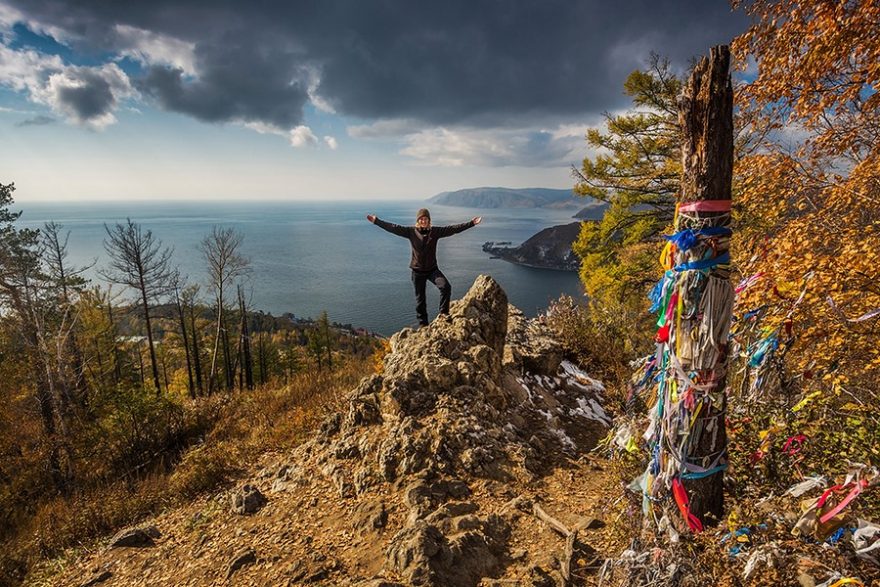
[428,187,582,209]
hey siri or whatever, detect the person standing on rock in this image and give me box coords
[367,208,482,327]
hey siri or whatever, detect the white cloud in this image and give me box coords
[401,126,585,167]
[0,45,133,129]
[323,135,338,149]
[289,125,318,148]
[0,4,23,35]
[304,66,335,114]
[114,24,197,75]
[241,121,320,149]
[348,118,598,167]
[0,44,63,91]
[347,118,424,139]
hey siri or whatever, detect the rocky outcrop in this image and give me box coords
[279,274,608,586]
[65,275,610,587]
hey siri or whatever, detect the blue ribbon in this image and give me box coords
[748,335,779,367]
[680,463,728,480]
[664,227,732,252]
[647,271,674,312]
[674,252,730,272]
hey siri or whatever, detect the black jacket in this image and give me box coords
[373,218,475,272]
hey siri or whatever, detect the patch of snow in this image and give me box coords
[571,397,611,426]
[559,360,606,392]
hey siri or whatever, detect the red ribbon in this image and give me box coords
[817,480,869,524]
[672,477,704,533]
[781,434,806,456]
[679,200,732,213]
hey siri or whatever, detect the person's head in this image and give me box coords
[416,208,431,229]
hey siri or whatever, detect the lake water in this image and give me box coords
[16,201,584,336]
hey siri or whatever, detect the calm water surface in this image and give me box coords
[17,201,584,335]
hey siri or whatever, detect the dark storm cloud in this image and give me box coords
[3,0,750,128]
[55,68,114,119]
[136,36,312,128]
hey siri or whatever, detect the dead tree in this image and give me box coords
[42,221,91,408]
[173,281,195,399]
[238,285,254,390]
[102,219,175,395]
[200,226,249,393]
[676,45,734,523]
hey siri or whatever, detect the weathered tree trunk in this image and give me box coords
[677,45,734,524]
[136,341,146,390]
[189,301,204,396]
[175,288,195,399]
[257,315,267,386]
[107,299,122,386]
[222,316,233,390]
[208,295,223,394]
[138,278,162,395]
[238,286,254,390]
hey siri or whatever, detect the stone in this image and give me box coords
[386,509,509,587]
[319,412,342,439]
[231,484,267,515]
[109,525,160,548]
[386,521,450,585]
[354,500,388,530]
[226,547,256,579]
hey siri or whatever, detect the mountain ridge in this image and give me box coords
[427,187,580,209]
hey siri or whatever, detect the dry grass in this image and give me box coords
[2,357,371,587]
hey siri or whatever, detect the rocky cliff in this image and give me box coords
[55,276,611,587]
[483,223,581,271]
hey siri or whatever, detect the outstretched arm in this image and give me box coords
[434,216,482,237]
[367,214,411,238]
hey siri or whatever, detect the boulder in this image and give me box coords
[109,525,160,548]
[231,484,268,515]
[226,547,256,579]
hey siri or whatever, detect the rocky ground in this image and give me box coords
[41,276,620,587]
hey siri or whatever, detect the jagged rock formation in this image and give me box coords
[58,275,610,587]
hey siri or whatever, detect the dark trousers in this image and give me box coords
[412,268,451,326]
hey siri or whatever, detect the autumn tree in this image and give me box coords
[731,0,880,399]
[181,283,205,395]
[101,219,175,395]
[573,54,682,306]
[42,221,91,408]
[0,182,72,490]
[237,285,254,390]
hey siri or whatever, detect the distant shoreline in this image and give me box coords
[488,256,577,272]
